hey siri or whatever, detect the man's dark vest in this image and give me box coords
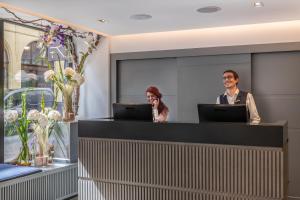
[219,90,250,120]
[219,90,248,104]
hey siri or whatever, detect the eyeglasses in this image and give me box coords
[223,75,234,80]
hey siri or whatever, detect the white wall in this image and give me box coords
[77,37,110,119]
[110,20,300,53]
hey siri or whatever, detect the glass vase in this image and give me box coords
[35,129,49,167]
[63,84,75,122]
[17,138,31,166]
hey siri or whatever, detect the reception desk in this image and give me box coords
[78,120,288,200]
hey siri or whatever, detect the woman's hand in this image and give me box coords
[152,98,159,109]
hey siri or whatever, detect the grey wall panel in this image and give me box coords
[177,54,251,122]
[117,58,177,121]
[255,95,300,129]
[252,51,300,198]
[118,58,177,96]
[288,129,300,196]
[252,52,300,95]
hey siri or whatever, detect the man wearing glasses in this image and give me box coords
[216,69,261,124]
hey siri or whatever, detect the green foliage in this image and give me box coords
[78,52,89,74]
[16,92,31,163]
[52,87,59,110]
[41,92,45,113]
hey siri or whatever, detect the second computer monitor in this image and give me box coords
[197,104,247,123]
[113,103,153,121]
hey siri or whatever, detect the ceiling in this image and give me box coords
[1,0,300,36]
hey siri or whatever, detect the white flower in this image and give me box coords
[44,70,55,82]
[27,109,40,121]
[64,67,76,77]
[38,113,49,128]
[44,107,53,115]
[48,110,62,121]
[31,123,43,135]
[72,73,85,85]
[4,110,18,123]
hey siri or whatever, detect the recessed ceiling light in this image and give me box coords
[98,19,108,23]
[130,14,152,20]
[197,6,221,13]
[254,2,264,7]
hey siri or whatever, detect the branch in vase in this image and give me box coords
[2,7,93,39]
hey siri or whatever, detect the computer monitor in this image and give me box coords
[112,103,153,121]
[197,104,248,123]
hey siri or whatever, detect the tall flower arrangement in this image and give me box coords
[28,106,61,166]
[44,66,84,121]
[38,24,101,121]
[1,8,102,119]
[4,91,62,166]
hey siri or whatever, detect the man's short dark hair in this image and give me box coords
[223,69,239,80]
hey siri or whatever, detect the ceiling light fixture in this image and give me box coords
[130,14,152,20]
[254,2,264,7]
[98,19,108,23]
[197,6,221,13]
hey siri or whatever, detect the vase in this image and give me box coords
[35,155,48,167]
[17,137,31,166]
[34,129,49,167]
[48,144,55,163]
[63,84,75,122]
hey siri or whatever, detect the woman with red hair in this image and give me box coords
[146,86,169,122]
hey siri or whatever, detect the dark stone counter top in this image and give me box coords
[78,119,287,147]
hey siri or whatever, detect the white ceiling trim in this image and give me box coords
[110,20,300,53]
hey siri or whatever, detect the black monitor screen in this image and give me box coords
[113,103,153,121]
[197,104,247,123]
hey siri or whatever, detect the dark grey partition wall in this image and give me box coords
[252,51,300,197]
[117,54,251,122]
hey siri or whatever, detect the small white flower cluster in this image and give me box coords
[27,109,62,127]
[4,110,18,123]
[4,108,62,127]
[43,67,85,86]
[64,67,85,86]
[48,110,62,121]
[27,109,40,121]
[44,70,55,82]
[64,67,76,77]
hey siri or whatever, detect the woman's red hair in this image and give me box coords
[146,86,169,114]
